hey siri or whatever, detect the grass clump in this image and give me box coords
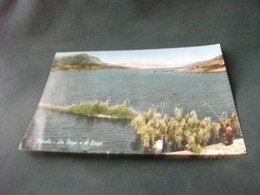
[131,109,167,148]
[190,144,202,154]
[63,100,137,119]
[168,108,221,153]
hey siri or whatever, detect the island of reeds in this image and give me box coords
[39,100,242,154]
[39,101,137,119]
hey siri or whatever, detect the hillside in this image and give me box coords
[182,55,226,73]
[52,53,126,71]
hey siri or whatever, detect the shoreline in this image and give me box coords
[164,138,246,155]
[50,66,226,73]
[51,66,129,72]
[182,67,226,73]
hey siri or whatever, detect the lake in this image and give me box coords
[21,69,237,153]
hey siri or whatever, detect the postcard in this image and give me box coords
[19,44,247,157]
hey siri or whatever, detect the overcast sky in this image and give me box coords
[55,44,222,69]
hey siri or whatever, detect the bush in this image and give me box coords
[190,144,202,154]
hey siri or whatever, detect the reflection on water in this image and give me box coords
[23,109,145,153]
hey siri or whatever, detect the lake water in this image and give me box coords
[21,69,237,153]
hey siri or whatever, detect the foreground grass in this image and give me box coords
[131,108,241,154]
[39,101,138,119]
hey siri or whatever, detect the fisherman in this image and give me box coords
[223,125,233,145]
[153,136,163,154]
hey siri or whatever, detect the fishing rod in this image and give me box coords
[203,101,226,128]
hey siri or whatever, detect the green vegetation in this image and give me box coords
[52,53,125,71]
[131,109,168,148]
[41,100,138,119]
[52,53,103,71]
[40,99,241,154]
[131,108,240,153]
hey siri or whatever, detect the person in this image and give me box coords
[223,125,233,145]
[153,137,163,154]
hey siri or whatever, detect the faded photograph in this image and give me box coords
[19,44,246,157]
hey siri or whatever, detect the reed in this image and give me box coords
[40,100,137,119]
[64,100,137,119]
[131,108,167,147]
[131,108,238,153]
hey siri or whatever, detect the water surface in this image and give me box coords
[21,69,237,153]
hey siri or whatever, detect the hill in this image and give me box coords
[182,55,226,73]
[52,53,125,71]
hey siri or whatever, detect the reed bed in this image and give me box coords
[64,101,138,119]
[131,108,240,153]
[40,100,138,119]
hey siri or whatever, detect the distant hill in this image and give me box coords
[182,55,226,73]
[52,53,125,71]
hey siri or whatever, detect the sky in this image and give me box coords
[55,44,222,69]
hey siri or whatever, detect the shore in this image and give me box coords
[164,138,246,156]
[183,67,226,73]
[51,66,128,72]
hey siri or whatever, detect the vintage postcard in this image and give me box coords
[19,44,247,157]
